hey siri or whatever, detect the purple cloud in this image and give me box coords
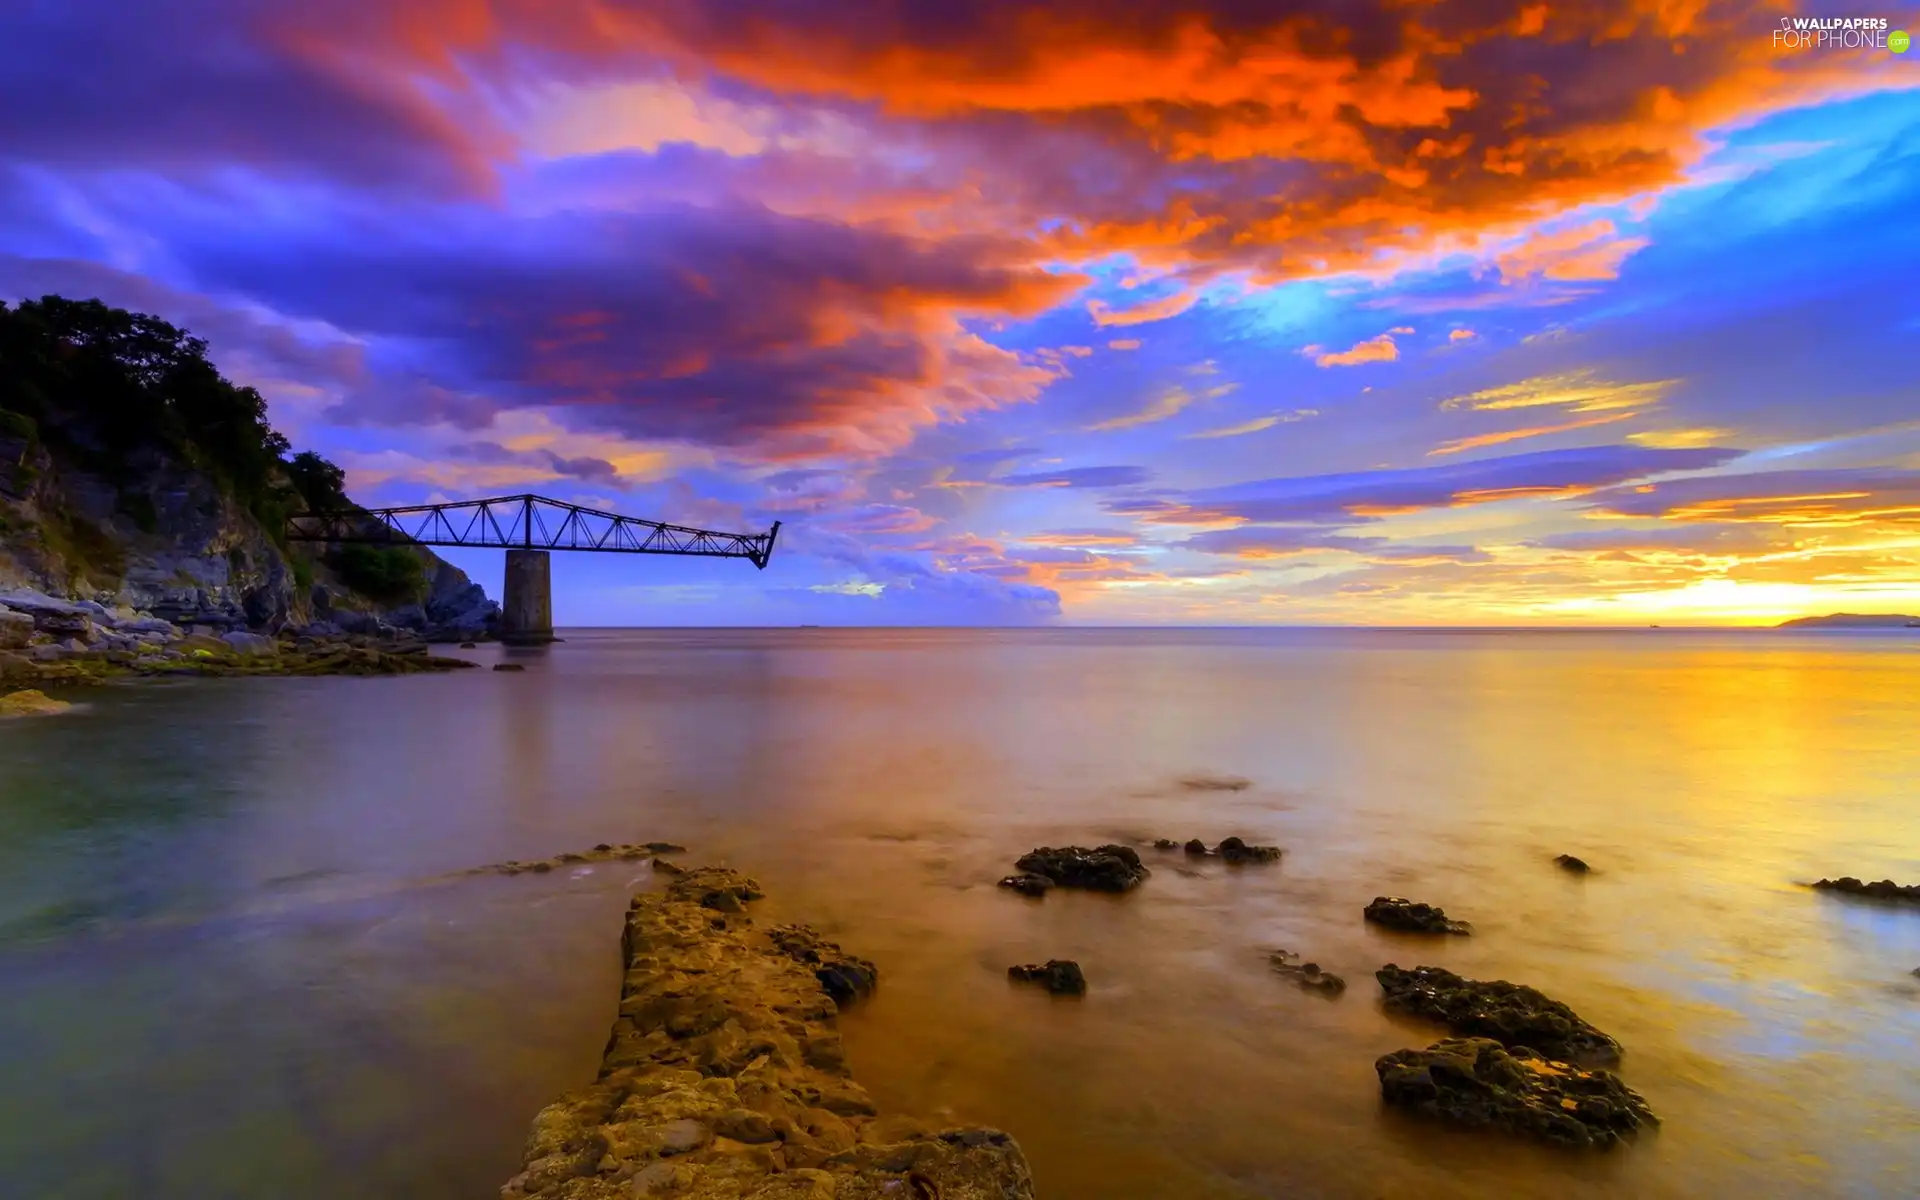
[1000,465,1151,489]
[166,203,1077,459]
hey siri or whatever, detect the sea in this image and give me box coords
[2,627,1917,1199]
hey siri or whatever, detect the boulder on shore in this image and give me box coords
[1008,960,1087,995]
[1012,845,1149,892]
[1365,896,1472,935]
[0,688,72,718]
[1376,964,1623,1064]
[0,609,33,650]
[499,865,1034,1199]
[1812,876,1920,904]
[1376,1037,1656,1149]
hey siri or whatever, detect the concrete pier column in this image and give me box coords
[500,549,555,644]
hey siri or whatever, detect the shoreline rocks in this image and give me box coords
[1008,960,1087,995]
[1812,876,1920,904]
[1376,964,1623,1065]
[1010,845,1149,893]
[1269,950,1345,994]
[1554,854,1591,874]
[500,865,1034,1199]
[1365,897,1472,935]
[1376,1037,1656,1148]
[1,589,480,689]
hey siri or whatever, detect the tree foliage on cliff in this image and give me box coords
[0,296,356,537]
[333,543,428,604]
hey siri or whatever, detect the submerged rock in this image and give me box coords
[1812,876,1920,904]
[500,865,1034,1198]
[1269,950,1345,994]
[1184,838,1209,857]
[1554,854,1591,873]
[493,663,526,672]
[1152,838,1180,850]
[997,872,1054,898]
[1217,836,1282,864]
[1376,1037,1656,1149]
[1180,774,1251,791]
[0,688,71,718]
[1365,896,1472,935]
[1013,845,1149,892]
[1376,964,1623,1064]
[1008,960,1087,995]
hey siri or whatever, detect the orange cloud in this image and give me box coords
[1311,332,1400,367]
[256,0,1908,291]
[1088,291,1200,327]
[1428,410,1638,456]
[1495,219,1650,283]
[1449,328,1476,341]
[1108,338,1142,350]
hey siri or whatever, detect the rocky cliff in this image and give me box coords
[0,295,497,641]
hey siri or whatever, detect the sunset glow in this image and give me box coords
[3,0,1916,624]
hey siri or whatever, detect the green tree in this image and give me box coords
[286,450,350,513]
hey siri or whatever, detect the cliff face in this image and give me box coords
[0,296,497,639]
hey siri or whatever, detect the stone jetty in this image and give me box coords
[500,866,1035,1199]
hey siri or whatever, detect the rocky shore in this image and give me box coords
[501,866,1035,1199]
[1,587,477,690]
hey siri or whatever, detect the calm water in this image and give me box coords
[2,628,1918,1199]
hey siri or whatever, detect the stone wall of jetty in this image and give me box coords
[501,865,1035,1200]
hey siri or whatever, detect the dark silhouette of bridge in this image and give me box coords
[287,494,780,643]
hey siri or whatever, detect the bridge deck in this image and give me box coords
[286,494,780,569]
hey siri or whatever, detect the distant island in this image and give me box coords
[1778,613,1920,629]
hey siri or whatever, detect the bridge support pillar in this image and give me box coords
[500,549,555,644]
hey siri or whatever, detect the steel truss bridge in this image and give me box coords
[286,494,780,569]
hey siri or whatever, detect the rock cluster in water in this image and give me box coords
[472,843,690,877]
[1376,1038,1656,1149]
[1006,845,1149,893]
[1151,836,1283,863]
[1268,950,1344,994]
[1812,876,1920,904]
[500,866,1034,1199]
[1007,960,1087,995]
[1364,896,1472,935]
[1376,964,1623,1065]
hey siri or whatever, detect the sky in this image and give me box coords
[2,1,1917,626]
